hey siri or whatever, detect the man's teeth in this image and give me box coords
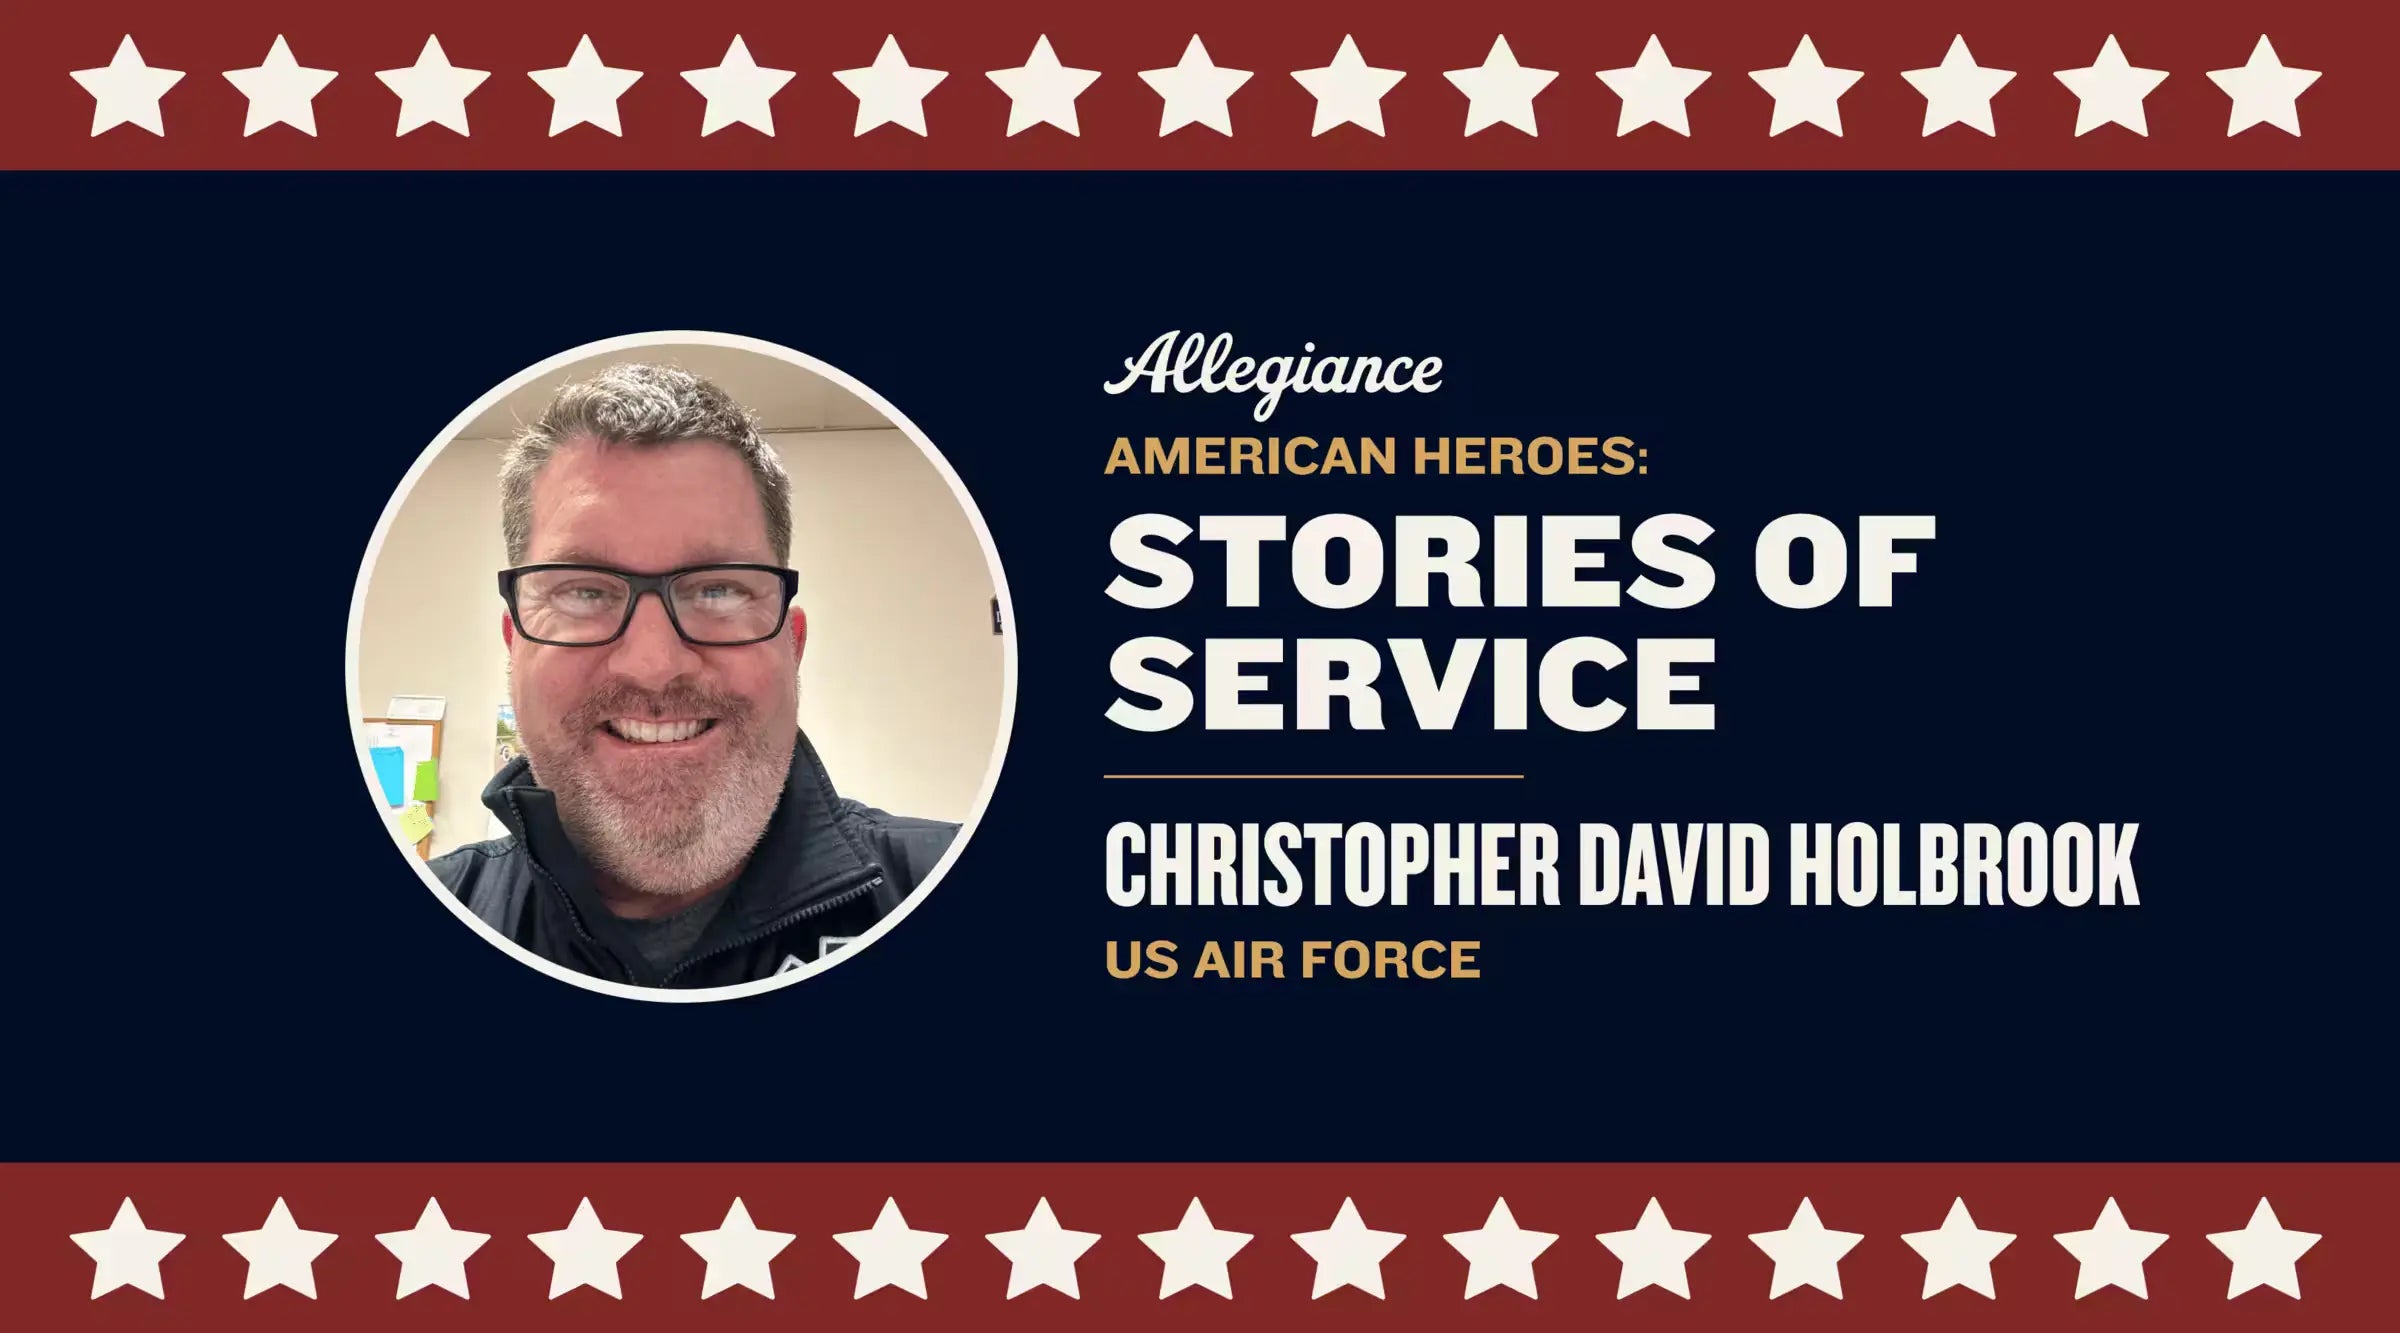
[607,718,712,744]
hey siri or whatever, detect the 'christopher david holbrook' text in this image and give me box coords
[1106,821,2141,909]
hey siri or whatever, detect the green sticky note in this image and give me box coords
[397,805,434,844]
[411,760,438,802]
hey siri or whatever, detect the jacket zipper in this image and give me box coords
[503,789,637,984]
[663,872,886,986]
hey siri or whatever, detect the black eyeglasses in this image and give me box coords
[498,564,800,647]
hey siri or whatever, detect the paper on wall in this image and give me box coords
[397,804,435,844]
[369,746,406,806]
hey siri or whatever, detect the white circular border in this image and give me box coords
[342,331,1019,1003]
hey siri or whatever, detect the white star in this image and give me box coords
[1903,35,2015,137]
[986,1197,1102,1298]
[221,35,337,138]
[2208,37,2320,137]
[70,1198,183,1299]
[528,36,642,138]
[1442,1197,1556,1299]
[2055,36,2169,137]
[375,1197,488,1299]
[1749,35,1862,136]
[681,37,793,137]
[1140,36,1251,137]
[833,1198,946,1299]
[70,36,183,137]
[1290,1197,1405,1299]
[1595,1197,1710,1299]
[2207,1197,2320,1299]
[1443,36,1556,137]
[679,1197,793,1299]
[1748,1197,1863,1299]
[2053,1198,2168,1299]
[1140,1197,1252,1299]
[986,36,1100,137]
[527,1198,642,1300]
[1291,35,1405,137]
[375,37,487,137]
[1902,1197,2015,1299]
[1596,36,1711,137]
[833,36,947,137]
[222,1197,338,1299]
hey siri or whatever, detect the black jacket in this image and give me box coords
[430,730,957,988]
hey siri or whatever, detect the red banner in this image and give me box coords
[8,1162,2386,1329]
[7,0,2391,170]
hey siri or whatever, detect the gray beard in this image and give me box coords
[528,720,794,899]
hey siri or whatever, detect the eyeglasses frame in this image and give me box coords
[497,562,802,648]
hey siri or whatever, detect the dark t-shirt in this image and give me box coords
[611,891,727,975]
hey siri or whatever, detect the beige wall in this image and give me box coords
[355,429,1004,856]
[356,438,512,854]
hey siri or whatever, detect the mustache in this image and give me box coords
[564,680,753,733]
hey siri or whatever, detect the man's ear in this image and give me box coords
[788,605,809,665]
[500,610,515,649]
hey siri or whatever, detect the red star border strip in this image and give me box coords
[5,0,2393,169]
[8,1162,2394,1327]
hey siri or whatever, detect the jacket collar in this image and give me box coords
[479,729,881,971]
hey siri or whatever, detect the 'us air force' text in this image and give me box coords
[1105,821,2141,909]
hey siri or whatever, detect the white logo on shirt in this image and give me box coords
[777,938,857,974]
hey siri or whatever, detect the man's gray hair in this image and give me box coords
[500,361,793,564]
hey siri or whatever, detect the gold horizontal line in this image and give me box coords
[1102,773,1525,780]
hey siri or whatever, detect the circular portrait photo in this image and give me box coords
[347,333,1012,999]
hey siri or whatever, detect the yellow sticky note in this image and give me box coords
[397,805,435,844]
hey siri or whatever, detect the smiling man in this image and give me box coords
[430,362,958,989]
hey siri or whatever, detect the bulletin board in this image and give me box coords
[361,716,442,859]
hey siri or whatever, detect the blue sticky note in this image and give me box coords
[370,745,407,807]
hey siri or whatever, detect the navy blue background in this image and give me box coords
[7,172,2390,1159]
